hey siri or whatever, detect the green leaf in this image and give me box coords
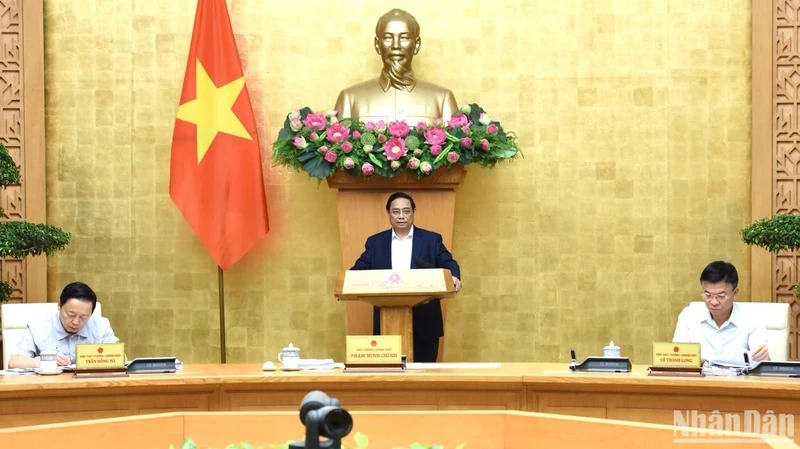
[181,439,198,449]
[454,445,467,449]
[433,144,452,165]
[277,127,292,141]
[368,153,384,168]
[301,155,334,179]
[0,142,20,188]
[355,431,369,448]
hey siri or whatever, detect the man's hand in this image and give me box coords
[751,345,770,362]
[56,351,71,366]
[453,276,462,292]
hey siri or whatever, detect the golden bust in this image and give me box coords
[334,9,459,126]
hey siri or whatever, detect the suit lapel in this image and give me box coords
[411,228,422,268]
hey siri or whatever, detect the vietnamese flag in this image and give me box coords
[170,0,268,270]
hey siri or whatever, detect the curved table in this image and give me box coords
[2,363,799,441]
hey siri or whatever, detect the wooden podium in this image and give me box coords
[327,165,466,361]
[334,268,456,362]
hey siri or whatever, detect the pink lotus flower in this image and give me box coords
[309,132,319,141]
[362,162,374,175]
[415,122,428,131]
[407,157,420,169]
[352,130,361,139]
[461,137,473,148]
[388,121,410,138]
[479,112,491,125]
[377,134,387,143]
[487,123,498,134]
[366,122,376,131]
[344,158,355,169]
[430,144,443,156]
[480,139,490,151]
[293,136,308,149]
[433,118,444,127]
[448,114,469,128]
[383,137,407,160]
[341,141,353,153]
[460,104,471,114]
[303,112,327,131]
[288,109,301,120]
[326,109,338,118]
[289,117,302,132]
[447,152,460,163]
[424,127,446,145]
[413,149,423,157]
[420,161,432,174]
[363,145,373,153]
[461,125,471,135]
[318,145,329,155]
[326,123,350,143]
[390,160,401,170]
[375,120,387,132]
[324,150,337,163]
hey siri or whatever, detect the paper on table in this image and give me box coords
[0,368,36,375]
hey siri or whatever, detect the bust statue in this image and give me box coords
[334,9,459,126]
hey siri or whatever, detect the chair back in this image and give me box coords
[689,301,790,361]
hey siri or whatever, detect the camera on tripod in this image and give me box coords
[289,390,353,449]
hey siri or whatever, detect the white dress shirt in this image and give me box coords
[391,225,414,270]
[15,309,119,363]
[672,302,767,362]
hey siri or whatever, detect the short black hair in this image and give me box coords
[385,192,416,211]
[59,282,97,312]
[700,261,738,290]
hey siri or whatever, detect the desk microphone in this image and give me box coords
[569,349,577,370]
[414,259,435,269]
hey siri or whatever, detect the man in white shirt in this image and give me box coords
[8,282,119,369]
[672,261,769,364]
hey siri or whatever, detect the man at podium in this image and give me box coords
[351,192,461,362]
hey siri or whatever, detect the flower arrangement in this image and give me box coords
[271,103,521,179]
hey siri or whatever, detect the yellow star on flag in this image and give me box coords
[176,59,252,163]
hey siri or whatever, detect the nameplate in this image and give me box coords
[75,343,126,370]
[652,342,701,368]
[346,335,402,365]
[746,361,800,376]
[570,356,632,373]
[126,357,177,374]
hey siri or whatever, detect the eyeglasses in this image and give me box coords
[390,209,413,217]
[702,292,730,301]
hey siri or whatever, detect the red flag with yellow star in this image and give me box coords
[170,0,268,270]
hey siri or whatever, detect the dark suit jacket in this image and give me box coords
[351,226,461,340]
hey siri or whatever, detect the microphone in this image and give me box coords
[569,349,577,370]
[414,258,435,269]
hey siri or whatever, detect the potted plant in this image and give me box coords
[740,213,800,297]
[0,142,71,303]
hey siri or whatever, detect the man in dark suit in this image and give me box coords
[351,191,461,362]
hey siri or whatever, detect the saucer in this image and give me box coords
[36,368,62,375]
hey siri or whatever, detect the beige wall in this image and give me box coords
[43,0,752,363]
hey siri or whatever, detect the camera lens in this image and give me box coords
[321,408,353,439]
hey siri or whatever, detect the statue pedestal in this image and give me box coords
[327,166,466,361]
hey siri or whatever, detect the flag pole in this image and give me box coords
[218,266,227,363]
